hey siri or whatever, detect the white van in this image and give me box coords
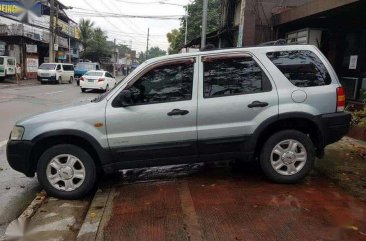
[0,56,16,80]
[37,63,74,84]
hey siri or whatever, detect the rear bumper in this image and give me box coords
[319,112,351,146]
[6,140,35,177]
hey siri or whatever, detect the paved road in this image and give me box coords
[0,83,99,237]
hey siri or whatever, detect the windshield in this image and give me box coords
[39,64,56,70]
[85,71,104,77]
[76,63,95,70]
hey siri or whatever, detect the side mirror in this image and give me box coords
[117,90,133,107]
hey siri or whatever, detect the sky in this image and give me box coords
[59,0,191,53]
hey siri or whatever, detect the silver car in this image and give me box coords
[7,45,351,199]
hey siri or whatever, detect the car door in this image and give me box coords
[106,57,198,165]
[106,72,115,87]
[197,53,279,156]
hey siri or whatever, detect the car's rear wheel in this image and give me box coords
[260,130,315,183]
[105,84,109,92]
[69,76,73,84]
[37,144,97,199]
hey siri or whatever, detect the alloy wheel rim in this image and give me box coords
[270,139,307,176]
[46,154,86,192]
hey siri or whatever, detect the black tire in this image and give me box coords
[58,77,62,84]
[104,84,109,93]
[37,144,97,199]
[260,130,315,184]
[69,76,73,84]
[81,88,86,93]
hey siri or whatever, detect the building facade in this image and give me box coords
[273,0,366,103]
[0,0,81,78]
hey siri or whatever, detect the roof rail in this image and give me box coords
[257,39,287,46]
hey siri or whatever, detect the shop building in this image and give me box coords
[0,0,81,79]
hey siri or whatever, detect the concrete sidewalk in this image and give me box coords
[0,79,40,89]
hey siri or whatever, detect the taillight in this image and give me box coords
[336,87,345,112]
[98,78,105,82]
[80,77,84,81]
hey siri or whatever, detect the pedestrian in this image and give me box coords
[16,63,21,84]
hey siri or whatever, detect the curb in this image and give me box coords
[76,186,112,241]
[3,192,47,241]
[0,81,39,89]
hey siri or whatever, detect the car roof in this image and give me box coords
[144,45,319,63]
[87,70,105,72]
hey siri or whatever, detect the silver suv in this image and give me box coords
[7,45,351,199]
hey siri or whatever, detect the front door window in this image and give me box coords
[126,61,194,105]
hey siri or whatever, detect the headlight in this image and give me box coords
[10,126,25,140]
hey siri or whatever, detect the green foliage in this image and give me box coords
[79,18,94,50]
[83,28,111,62]
[147,46,167,59]
[352,107,366,128]
[167,0,221,54]
[137,51,145,63]
[167,29,184,54]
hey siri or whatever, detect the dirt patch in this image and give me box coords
[315,137,366,201]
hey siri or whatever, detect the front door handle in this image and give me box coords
[167,109,189,116]
[248,101,269,108]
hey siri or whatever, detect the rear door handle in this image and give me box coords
[248,101,269,108]
[167,109,189,116]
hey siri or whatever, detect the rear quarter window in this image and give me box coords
[266,50,331,87]
[63,65,74,71]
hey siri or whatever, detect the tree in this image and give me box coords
[79,18,95,51]
[167,0,221,54]
[167,29,184,54]
[147,46,166,59]
[83,28,111,62]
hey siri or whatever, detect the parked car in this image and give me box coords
[7,45,351,199]
[0,56,16,81]
[74,62,100,86]
[37,63,74,84]
[80,70,117,92]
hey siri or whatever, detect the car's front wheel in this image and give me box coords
[260,130,315,183]
[37,144,97,199]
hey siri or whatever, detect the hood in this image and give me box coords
[17,99,105,127]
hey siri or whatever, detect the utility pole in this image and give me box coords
[68,20,71,63]
[146,28,149,60]
[49,0,55,63]
[113,38,117,77]
[184,5,189,46]
[237,0,246,47]
[201,0,208,49]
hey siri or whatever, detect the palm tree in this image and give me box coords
[79,18,95,50]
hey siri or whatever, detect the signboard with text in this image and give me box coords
[26,44,37,53]
[26,57,38,73]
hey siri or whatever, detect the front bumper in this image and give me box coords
[319,112,352,146]
[37,76,56,82]
[6,140,35,177]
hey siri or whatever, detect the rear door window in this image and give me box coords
[266,50,331,87]
[202,55,272,98]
